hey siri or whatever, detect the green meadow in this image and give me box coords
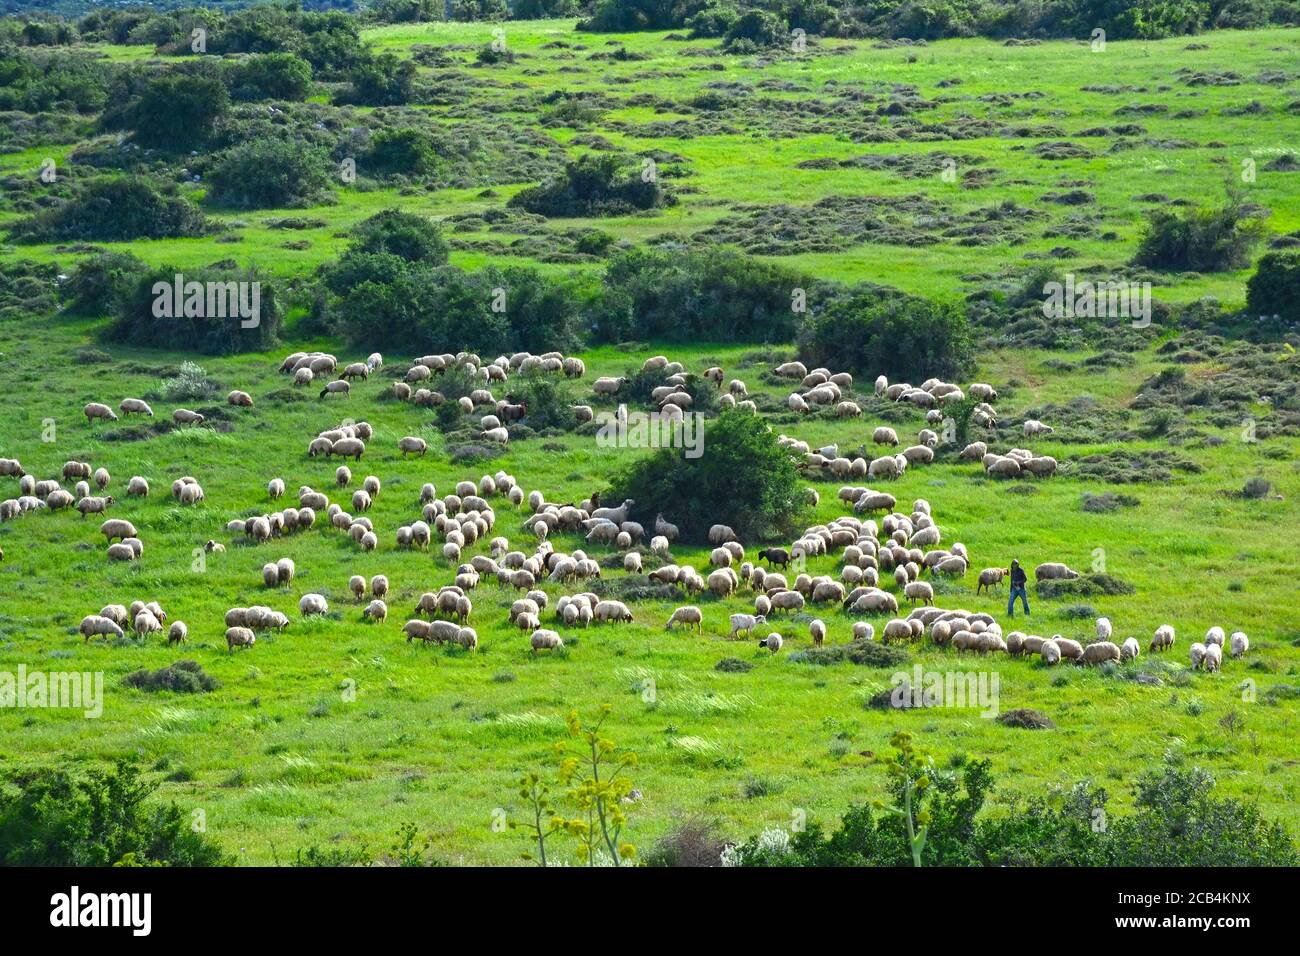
[0,20,1297,864]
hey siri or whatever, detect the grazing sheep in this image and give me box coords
[84,402,118,424]
[904,581,934,606]
[275,558,293,586]
[1023,419,1055,438]
[99,518,136,542]
[758,633,783,654]
[1081,641,1121,665]
[1190,642,1207,669]
[1151,624,1175,652]
[399,436,428,457]
[1120,637,1140,662]
[1035,562,1079,581]
[810,619,826,646]
[873,427,900,447]
[1204,626,1225,647]
[93,467,110,490]
[363,600,388,623]
[1040,639,1062,666]
[172,408,205,426]
[79,615,124,642]
[1230,631,1249,658]
[226,627,256,651]
[975,568,1008,594]
[133,610,161,636]
[228,390,254,407]
[164,621,187,645]
[527,628,563,652]
[262,563,280,588]
[349,575,366,600]
[1204,643,1222,673]
[299,593,329,616]
[320,380,351,400]
[666,606,703,632]
[119,398,154,417]
[1096,617,1112,642]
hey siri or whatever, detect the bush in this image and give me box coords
[323,257,581,356]
[1133,194,1265,273]
[591,246,807,343]
[363,127,444,179]
[155,361,217,402]
[124,71,229,151]
[579,0,708,32]
[205,138,332,209]
[687,4,740,38]
[0,759,228,866]
[335,51,415,106]
[224,52,313,101]
[350,209,449,264]
[722,9,785,51]
[107,265,282,355]
[1246,251,1300,324]
[123,660,221,693]
[8,177,208,244]
[643,818,728,866]
[606,410,806,542]
[508,153,670,218]
[62,252,152,316]
[798,287,974,382]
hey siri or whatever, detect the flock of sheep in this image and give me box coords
[4,344,1249,685]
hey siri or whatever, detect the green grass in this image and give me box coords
[1,22,1298,866]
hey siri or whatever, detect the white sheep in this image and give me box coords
[1230,631,1249,658]
[666,606,703,632]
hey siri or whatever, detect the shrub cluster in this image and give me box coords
[7,177,208,244]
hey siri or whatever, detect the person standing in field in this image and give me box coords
[1007,559,1029,617]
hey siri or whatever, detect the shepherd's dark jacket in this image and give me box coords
[1010,565,1028,588]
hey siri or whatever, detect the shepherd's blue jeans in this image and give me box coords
[1008,586,1029,616]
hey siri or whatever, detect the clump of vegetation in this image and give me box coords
[509,705,639,866]
[123,660,221,693]
[799,287,974,383]
[8,177,208,244]
[607,410,806,542]
[0,759,228,866]
[790,640,907,668]
[726,738,1296,867]
[1246,251,1300,325]
[1134,193,1265,273]
[205,138,333,209]
[106,265,281,355]
[715,657,753,673]
[996,708,1055,730]
[508,153,671,218]
[590,246,808,343]
[1081,492,1140,513]
[643,817,728,867]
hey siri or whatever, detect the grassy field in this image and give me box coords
[0,21,1298,866]
[0,319,1296,864]
[3,24,1298,301]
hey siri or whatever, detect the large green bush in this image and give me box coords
[107,264,282,355]
[508,153,670,218]
[205,138,333,209]
[224,52,313,101]
[590,246,808,343]
[349,209,450,264]
[605,410,806,542]
[335,51,416,106]
[125,71,230,151]
[798,286,974,382]
[0,759,228,866]
[7,177,209,244]
[1134,195,1265,273]
[1246,251,1300,325]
